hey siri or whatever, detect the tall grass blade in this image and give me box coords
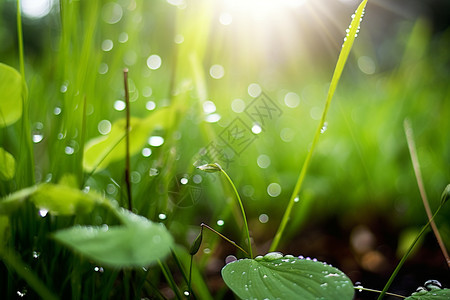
[269,0,368,251]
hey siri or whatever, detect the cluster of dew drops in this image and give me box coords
[343,8,365,46]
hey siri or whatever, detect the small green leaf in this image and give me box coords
[0,184,101,216]
[405,288,450,300]
[31,184,101,215]
[83,108,171,172]
[0,63,23,127]
[0,147,16,180]
[197,163,222,173]
[222,253,354,300]
[53,210,174,267]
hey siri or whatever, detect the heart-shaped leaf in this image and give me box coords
[222,252,354,300]
[53,210,173,267]
[0,147,16,180]
[0,63,24,127]
[405,289,450,300]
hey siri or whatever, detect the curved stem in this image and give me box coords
[377,205,443,299]
[219,168,253,258]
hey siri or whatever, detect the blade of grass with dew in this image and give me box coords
[269,0,368,252]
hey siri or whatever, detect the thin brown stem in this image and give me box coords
[404,119,450,267]
[124,68,132,211]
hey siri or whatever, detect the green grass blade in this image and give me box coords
[269,0,368,252]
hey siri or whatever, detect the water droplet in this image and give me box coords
[158,213,167,220]
[257,154,271,168]
[284,92,300,108]
[231,98,246,113]
[39,209,48,217]
[102,2,123,24]
[16,288,27,297]
[203,100,216,114]
[147,54,162,70]
[98,120,112,135]
[320,121,328,133]
[131,171,141,183]
[101,39,114,51]
[53,107,62,115]
[65,145,75,155]
[142,148,152,157]
[258,214,269,223]
[267,183,281,197]
[251,123,262,134]
[174,34,184,44]
[203,248,211,254]
[149,168,159,176]
[32,251,40,259]
[294,196,300,203]
[424,279,442,290]
[183,291,190,296]
[225,255,237,264]
[60,82,68,93]
[209,64,225,79]
[94,266,104,273]
[192,174,202,184]
[145,101,156,111]
[217,219,224,226]
[149,136,164,147]
[118,32,128,43]
[114,100,126,111]
[180,177,188,185]
[264,252,283,261]
[32,133,44,143]
[248,83,261,97]
[205,113,221,123]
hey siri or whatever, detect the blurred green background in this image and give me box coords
[1,0,449,298]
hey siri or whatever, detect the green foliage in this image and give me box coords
[222,253,354,300]
[83,108,172,172]
[0,147,15,180]
[405,289,450,300]
[0,63,23,127]
[0,183,101,215]
[53,209,173,268]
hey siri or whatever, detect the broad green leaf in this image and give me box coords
[83,108,172,172]
[53,210,173,267]
[0,147,16,180]
[31,183,102,215]
[222,253,354,300]
[0,63,23,127]
[405,289,450,300]
[0,184,100,216]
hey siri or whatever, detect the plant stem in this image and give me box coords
[200,223,248,256]
[269,0,368,252]
[123,68,132,211]
[404,119,450,267]
[355,287,406,299]
[218,168,253,258]
[377,205,443,299]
